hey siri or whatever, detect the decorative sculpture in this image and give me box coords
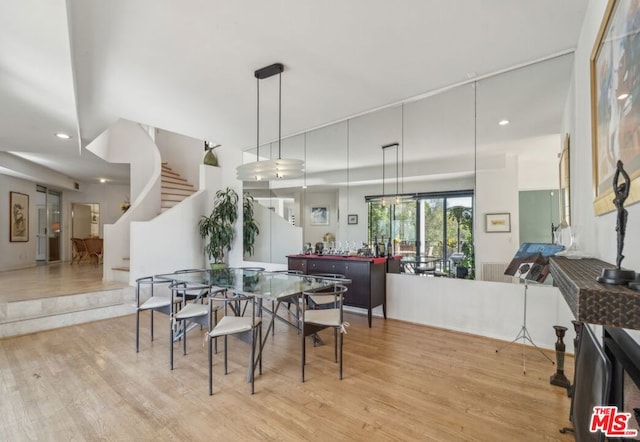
[597,161,636,285]
[613,160,630,269]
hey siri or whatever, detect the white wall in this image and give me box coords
[155,128,203,189]
[568,0,640,344]
[475,153,519,266]
[384,274,575,352]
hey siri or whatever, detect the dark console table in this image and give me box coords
[288,255,386,327]
[549,256,640,330]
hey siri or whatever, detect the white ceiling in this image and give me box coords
[0,1,588,186]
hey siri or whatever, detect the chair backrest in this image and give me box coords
[209,289,259,325]
[71,237,87,253]
[135,276,173,307]
[302,284,348,317]
[169,281,210,304]
[84,237,103,255]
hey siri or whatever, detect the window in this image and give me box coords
[367,191,474,276]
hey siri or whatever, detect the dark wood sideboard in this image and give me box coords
[288,255,387,327]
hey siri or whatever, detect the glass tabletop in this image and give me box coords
[155,268,351,301]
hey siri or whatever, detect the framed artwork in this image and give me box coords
[591,0,640,215]
[310,206,329,225]
[347,214,358,225]
[10,191,29,242]
[559,134,571,227]
[485,213,511,233]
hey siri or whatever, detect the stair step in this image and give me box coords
[162,194,190,202]
[161,187,195,196]
[161,169,180,178]
[112,266,130,272]
[162,176,189,185]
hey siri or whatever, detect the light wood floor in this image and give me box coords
[0,262,126,303]
[0,309,575,441]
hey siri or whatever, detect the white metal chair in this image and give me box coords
[301,284,349,382]
[169,281,223,370]
[208,290,263,395]
[135,276,174,353]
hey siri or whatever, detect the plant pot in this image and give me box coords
[455,265,469,279]
[210,262,226,270]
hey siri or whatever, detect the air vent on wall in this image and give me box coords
[74,182,80,190]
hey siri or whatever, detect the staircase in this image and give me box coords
[161,162,196,212]
[111,162,197,282]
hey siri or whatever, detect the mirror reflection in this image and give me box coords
[242,53,574,284]
[71,203,100,238]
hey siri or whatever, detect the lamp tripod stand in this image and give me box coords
[496,279,555,374]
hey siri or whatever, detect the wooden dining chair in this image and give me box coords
[70,238,88,264]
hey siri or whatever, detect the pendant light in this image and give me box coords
[237,63,304,181]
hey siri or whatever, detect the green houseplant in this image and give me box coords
[198,187,239,268]
[243,192,260,257]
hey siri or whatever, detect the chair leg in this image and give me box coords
[170,316,174,370]
[250,329,255,395]
[135,309,140,352]
[150,310,154,341]
[334,328,338,363]
[258,325,263,375]
[339,331,343,380]
[208,334,213,395]
[182,320,187,355]
[224,336,228,375]
[301,328,306,382]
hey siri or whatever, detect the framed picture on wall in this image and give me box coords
[347,214,358,225]
[591,0,640,215]
[310,206,329,225]
[10,191,29,242]
[485,212,510,233]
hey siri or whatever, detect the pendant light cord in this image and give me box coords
[278,71,282,160]
[256,77,260,162]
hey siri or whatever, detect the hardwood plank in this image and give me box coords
[0,311,574,441]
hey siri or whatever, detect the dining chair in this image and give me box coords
[308,273,346,309]
[300,284,349,382]
[70,238,88,264]
[135,276,174,353]
[83,237,103,264]
[170,281,222,370]
[207,290,262,395]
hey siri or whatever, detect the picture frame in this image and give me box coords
[485,212,511,233]
[10,191,29,242]
[591,0,640,215]
[310,206,329,225]
[559,134,571,227]
[347,214,358,225]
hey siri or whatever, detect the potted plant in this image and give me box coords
[243,192,260,257]
[198,187,239,269]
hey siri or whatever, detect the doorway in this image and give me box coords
[36,186,62,262]
[71,203,100,238]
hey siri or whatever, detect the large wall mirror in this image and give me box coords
[242,52,574,284]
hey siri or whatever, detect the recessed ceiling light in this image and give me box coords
[618,93,630,100]
[99,178,107,183]
[55,132,71,139]
[498,119,510,126]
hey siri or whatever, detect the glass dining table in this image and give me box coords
[155,268,352,360]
